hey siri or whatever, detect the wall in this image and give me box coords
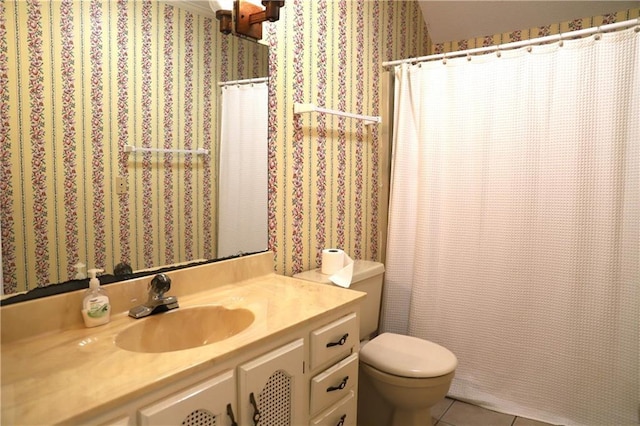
[0,0,267,293]
[1,0,429,291]
[266,3,640,277]
[432,8,640,53]
[266,0,429,276]
[4,1,637,291]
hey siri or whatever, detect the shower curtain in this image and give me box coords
[218,82,268,258]
[382,27,639,425]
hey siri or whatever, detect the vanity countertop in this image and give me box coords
[0,258,364,425]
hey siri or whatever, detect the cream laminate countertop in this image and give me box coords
[1,270,364,425]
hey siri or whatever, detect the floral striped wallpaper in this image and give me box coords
[264,0,430,277]
[1,0,267,294]
[264,2,639,278]
[433,8,640,53]
[4,0,634,295]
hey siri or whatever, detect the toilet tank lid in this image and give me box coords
[360,333,458,378]
[352,260,385,282]
[293,260,384,284]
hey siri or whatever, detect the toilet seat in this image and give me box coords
[360,333,458,378]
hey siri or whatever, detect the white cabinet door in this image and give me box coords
[139,369,238,426]
[238,339,305,426]
[100,415,133,426]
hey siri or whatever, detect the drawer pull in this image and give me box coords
[336,414,347,426]
[249,392,261,426]
[326,333,349,348]
[326,376,349,392]
[226,403,238,426]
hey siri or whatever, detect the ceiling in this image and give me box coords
[418,1,640,43]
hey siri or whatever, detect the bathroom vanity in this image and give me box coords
[0,252,364,426]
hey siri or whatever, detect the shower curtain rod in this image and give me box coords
[382,18,640,68]
[218,77,268,87]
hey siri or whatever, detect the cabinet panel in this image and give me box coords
[100,415,132,426]
[309,391,356,426]
[239,339,304,426]
[310,353,358,416]
[310,313,358,370]
[139,369,236,426]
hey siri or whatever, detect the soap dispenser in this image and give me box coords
[81,268,111,328]
[73,262,87,280]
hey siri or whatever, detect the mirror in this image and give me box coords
[1,0,268,300]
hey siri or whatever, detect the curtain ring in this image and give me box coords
[558,33,564,47]
[496,46,501,58]
[442,53,447,65]
[527,46,532,53]
[594,26,602,40]
[466,53,472,62]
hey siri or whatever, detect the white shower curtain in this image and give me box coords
[382,27,639,425]
[218,82,268,258]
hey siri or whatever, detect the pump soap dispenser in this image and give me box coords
[73,262,87,280]
[81,268,111,327]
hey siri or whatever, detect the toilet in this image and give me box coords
[294,260,457,426]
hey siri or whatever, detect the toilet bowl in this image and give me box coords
[293,261,457,426]
[359,333,457,426]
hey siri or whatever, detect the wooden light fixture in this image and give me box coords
[215,9,233,34]
[211,0,284,40]
[211,0,233,34]
[235,0,285,40]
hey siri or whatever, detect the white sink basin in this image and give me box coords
[115,306,254,353]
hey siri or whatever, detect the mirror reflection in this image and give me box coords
[1,0,268,298]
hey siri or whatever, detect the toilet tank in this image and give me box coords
[293,260,385,340]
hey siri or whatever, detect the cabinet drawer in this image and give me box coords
[310,353,359,415]
[309,391,356,426]
[310,313,358,370]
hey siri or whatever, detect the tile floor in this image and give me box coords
[432,398,556,426]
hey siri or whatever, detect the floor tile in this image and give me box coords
[440,400,515,426]
[513,417,556,426]
[432,397,455,421]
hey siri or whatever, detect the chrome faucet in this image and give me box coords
[128,273,179,319]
